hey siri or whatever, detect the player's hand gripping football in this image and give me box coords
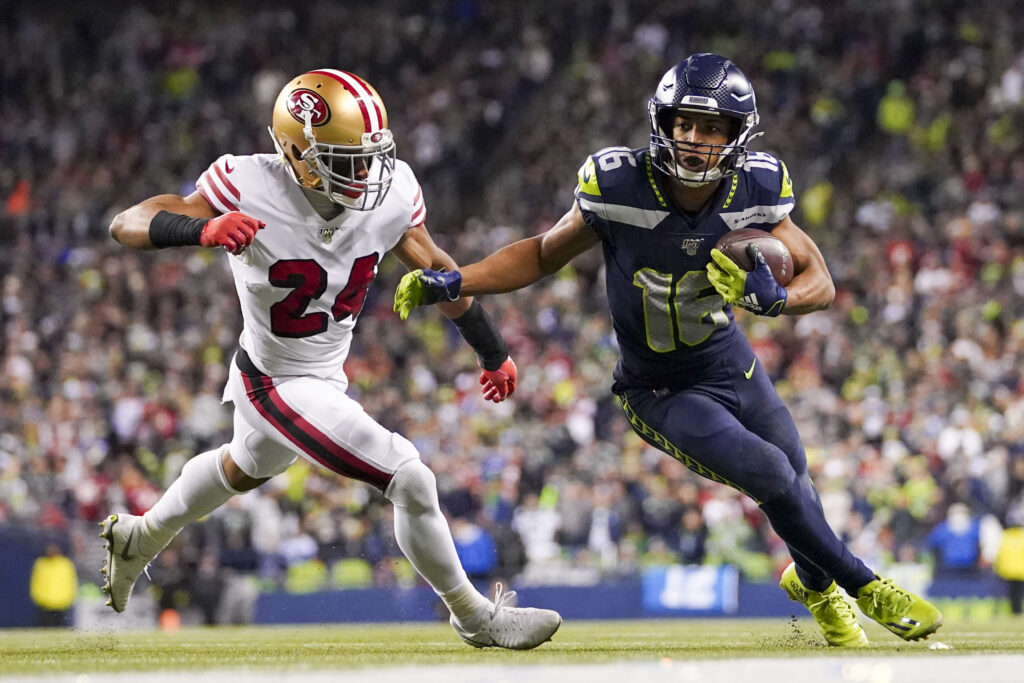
[393,268,462,319]
[480,357,517,403]
[200,211,265,253]
[707,244,788,316]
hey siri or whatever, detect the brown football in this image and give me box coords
[714,228,794,286]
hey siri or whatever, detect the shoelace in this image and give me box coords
[490,582,523,632]
[808,591,858,623]
[868,579,912,615]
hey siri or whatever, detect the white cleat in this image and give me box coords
[450,582,562,650]
[99,513,153,613]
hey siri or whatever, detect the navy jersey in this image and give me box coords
[575,147,795,389]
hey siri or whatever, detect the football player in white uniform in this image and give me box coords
[99,69,560,649]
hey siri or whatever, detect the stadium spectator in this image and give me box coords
[925,503,983,577]
[995,504,1024,615]
[29,543,77,627]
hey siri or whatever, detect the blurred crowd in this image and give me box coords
[3,0,1024,621]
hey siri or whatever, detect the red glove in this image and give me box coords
[479,357,517,403]
[200,211,265,253]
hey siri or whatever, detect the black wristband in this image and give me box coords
[451,300,509,371]
[149,211,208,248]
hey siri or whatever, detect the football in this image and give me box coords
[714,228,794,286]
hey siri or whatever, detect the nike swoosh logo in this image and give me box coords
[743,358,757,380]
[732,92,753,102]
[224,160,234,173]
[661,83,673,91]
[119,524,137,561]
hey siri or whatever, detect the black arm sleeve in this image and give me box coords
[149,211,207,248]
[451,300,509,371]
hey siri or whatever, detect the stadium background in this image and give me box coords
[2,0,1024,628]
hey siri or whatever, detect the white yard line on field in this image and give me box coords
[5,656,1024,683]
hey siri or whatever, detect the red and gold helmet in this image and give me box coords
[269,69,396,210]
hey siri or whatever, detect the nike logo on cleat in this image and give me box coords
[887,621,912,632]
[119,525,138,561]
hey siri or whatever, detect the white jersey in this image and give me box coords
[196,153,426,378]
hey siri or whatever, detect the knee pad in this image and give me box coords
[385,459,439,514]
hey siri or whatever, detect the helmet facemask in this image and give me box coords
[271,114,396,211]
[298,116,396,210]
[649,103,759,187]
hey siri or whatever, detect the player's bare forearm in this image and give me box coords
[459,238,548,296]
[109,192,217,250]
[771,216,835,315]
[779,266,835,314]
[460,204,600,296]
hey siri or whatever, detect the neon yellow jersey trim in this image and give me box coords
[722,174,739,209]
[780,160,794,198]
[644,153,669,208]
[618,394,754,500]
[577,157,601,197]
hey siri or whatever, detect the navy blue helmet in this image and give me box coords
[648,53,760,186]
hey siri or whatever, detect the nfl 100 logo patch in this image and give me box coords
[319,227,338,243]
[680,238,703,255]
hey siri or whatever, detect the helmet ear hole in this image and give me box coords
[290,144,303,162]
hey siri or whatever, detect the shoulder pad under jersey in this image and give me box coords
[719,152,796,230]
[575,147,670,235]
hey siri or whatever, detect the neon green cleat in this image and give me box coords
[780,562,869,647]
[856,576,942,641]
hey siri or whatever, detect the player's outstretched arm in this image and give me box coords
[393,202,600,319]
[769,216,835,314]
[460,202,601,296]
[109,191,263,253]
[391,222,518,402]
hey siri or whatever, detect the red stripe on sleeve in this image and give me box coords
[199,171,238,213]
[214,163,240,202]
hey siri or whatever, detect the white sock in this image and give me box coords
[440,581,492,631]
[139,446,240,557]
[389,464,490,628]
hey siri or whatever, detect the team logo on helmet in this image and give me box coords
[369,131,384,143]
[286,89,331,126]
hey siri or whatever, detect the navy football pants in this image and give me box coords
[616,349,875,595]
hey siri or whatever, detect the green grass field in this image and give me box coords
[1,616,1023,675]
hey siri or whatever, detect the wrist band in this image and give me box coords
[452,300,509,371]
[149,211,207,248]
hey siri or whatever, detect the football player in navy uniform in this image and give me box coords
[395,53,942,646]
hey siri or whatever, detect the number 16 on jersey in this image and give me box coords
[633,268,729,352]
